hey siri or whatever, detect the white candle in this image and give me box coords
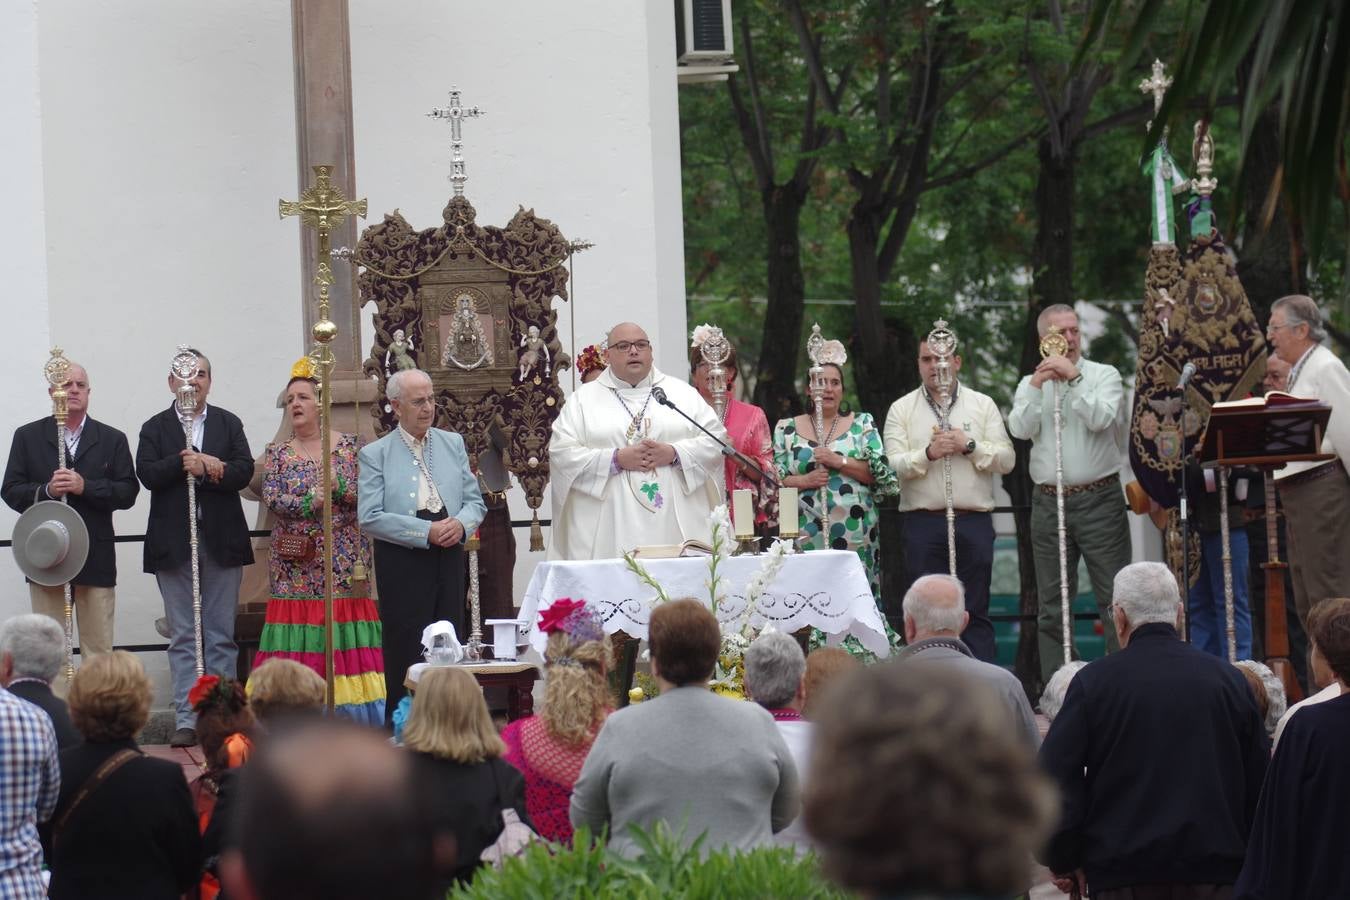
[733,489,755,537]
[779,487,799,536]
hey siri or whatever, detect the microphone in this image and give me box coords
[1177,362,1198,389]
[646,385,781,490]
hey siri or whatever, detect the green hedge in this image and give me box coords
[449,825,851,899]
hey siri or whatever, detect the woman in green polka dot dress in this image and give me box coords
[773,360,900,659]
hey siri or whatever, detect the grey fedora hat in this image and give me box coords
[12,500,90,587]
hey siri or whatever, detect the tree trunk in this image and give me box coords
[844,207,916,421]
[1234,62,1308,322]
[1010,134,1078,697]
[752,186,810,423]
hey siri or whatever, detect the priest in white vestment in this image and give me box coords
[549,323,728,560]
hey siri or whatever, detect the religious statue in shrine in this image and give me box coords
[444,295,491,370]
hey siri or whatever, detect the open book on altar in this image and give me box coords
[629,539,715,559]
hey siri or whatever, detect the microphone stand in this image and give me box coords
[1176,374,1191,640]
[651,389,816,528]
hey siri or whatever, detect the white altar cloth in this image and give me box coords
[519,549,891,657]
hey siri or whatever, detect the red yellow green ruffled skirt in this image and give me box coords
[254,595,386,725]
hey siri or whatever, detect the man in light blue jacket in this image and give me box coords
[359,368,485,724]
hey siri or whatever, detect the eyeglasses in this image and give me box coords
[1265,323,1294,337]
[403,396,437,409]
[609,340,651,353]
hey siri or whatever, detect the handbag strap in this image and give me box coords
[54,748,141,848]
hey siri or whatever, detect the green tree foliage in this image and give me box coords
[1082,0,1349,268]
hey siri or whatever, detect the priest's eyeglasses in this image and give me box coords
[610,340,652,352]
[405,397,437,409]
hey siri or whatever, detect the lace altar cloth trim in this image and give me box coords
[520,549,890,657]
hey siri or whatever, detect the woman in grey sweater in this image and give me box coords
[569,599,800,857]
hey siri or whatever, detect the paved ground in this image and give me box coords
[144,743,205,781]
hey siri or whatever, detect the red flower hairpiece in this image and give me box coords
[539,598,587,634]
[188,674,221,710]
[577,344,605,376]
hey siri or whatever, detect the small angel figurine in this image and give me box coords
[389,329,417,372]
[518,325,550,381]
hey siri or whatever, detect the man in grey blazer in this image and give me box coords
[358,369,486,723]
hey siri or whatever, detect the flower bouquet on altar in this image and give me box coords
[623,504,794,700]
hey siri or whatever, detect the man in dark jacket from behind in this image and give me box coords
[1039,561,1269,900]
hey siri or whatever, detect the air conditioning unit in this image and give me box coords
[676,0,734,63]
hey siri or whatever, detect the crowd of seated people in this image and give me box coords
[5,570,1350,899]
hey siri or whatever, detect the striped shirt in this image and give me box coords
[0,689,60,899]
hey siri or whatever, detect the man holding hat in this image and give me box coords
[3,362,139,667]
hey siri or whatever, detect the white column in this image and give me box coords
[643,0,691,375]
[0,0,54,468]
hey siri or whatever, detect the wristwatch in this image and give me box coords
[963,439,976,455]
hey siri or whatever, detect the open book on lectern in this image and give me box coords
[1196,391,1333,467]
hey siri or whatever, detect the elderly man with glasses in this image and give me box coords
[549,322,727,561]
[1265,294,1350,643]
[358,367,485,724]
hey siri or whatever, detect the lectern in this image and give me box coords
[1199,393,1333,698]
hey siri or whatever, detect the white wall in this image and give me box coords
[348,0,687,370]
[347,0,689,600]
[2,1,690,685]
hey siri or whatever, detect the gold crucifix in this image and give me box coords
[279,164,368,338]
[277,164,367,713]
[279,164,367,261]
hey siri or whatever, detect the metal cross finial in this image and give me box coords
[428,87,486,197]
[1138,59,1172,117]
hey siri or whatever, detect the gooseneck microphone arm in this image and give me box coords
[649,386,780,489]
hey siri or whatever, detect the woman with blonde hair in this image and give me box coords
[403,666,531,885]
[48,651,202,899]
[502,598,613,842]
[246,657,326,727]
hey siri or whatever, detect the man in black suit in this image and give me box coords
[1038,561,1269,899]
[0,614,80,749]
[136,349,253,747]
[3,362,139,666]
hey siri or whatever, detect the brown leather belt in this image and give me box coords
[1037,473,1118,497]
[910,508,988,517]
[1278,458,1346,489]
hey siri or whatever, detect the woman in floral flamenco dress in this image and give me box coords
[253,361,385,724]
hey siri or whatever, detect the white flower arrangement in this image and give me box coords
[690,323,717,348]
[737,537,793,632]
[705,503,733,614]
[622,505,797,700]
